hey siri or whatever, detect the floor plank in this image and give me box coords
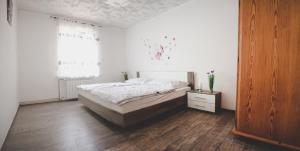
[1,101,290,151]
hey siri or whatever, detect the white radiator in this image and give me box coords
[58,79,98,100]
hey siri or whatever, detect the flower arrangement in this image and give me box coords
[207,70,215,93]
[122,72,128,81]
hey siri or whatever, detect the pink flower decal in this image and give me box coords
[155,52,162,60]
[143,35,176,63]
[160,45,164,53]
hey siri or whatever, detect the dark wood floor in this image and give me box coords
[1,101,290,151]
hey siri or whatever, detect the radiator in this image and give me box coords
[58,79,98,100]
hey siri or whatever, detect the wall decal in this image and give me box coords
[142,34,177,64]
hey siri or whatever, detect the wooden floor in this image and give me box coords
[2,101,290,151]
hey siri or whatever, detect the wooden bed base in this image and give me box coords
[79,94,187,127]
[79,72,194,127]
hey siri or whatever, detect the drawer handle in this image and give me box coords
[193,96,206,100]
[191,100,207,103]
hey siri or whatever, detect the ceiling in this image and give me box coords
[17,0,191,28]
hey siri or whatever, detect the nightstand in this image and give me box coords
[187,90,221,113]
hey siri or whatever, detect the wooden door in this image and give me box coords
[236,0,300,149]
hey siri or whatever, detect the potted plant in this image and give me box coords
[122,72,128,81]
[207,70,215,93]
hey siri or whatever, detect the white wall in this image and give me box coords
[18,11,58,103]
[126,0,239,110]
[18,10,127,103]
[0,0,19,148]
[17,0,238,109]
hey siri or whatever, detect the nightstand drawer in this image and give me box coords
[188,100,207,107]
[187,91,221,113]
[188,102,215,112]
[188,93,215,104]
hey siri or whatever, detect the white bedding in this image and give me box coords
[77,82,131,91]
[79,87,190,113]
[77,79,188,105]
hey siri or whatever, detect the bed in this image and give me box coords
[78,72,195,127]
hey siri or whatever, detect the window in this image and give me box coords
[56,19,100,79]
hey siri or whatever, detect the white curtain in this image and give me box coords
[56,19,100,79]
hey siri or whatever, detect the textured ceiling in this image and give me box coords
[17,0,191,28]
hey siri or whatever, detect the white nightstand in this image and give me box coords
[187,90,221,113]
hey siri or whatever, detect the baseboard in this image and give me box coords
[19,98,60,106]
[232,128,300,151]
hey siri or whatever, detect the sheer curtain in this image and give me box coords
[56,18,100,79]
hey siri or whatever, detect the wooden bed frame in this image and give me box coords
[79,72,195,127]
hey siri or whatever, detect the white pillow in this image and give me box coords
[125,78,151,84]
[169,80,189,89]
[146,79,188,89]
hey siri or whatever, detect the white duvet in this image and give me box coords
[77,79,188,105]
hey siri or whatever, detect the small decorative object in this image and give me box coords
[198,82,203,92]
[122,72,128,81]
[207,70,215,93]
[7,0,13,26]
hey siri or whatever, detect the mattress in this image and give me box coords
[79,86,190,114]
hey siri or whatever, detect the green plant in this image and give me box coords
[122,72,128,81]
[207,70,215,93]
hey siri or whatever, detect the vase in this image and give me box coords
[209,76,214,93]
[124,74,128,80]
